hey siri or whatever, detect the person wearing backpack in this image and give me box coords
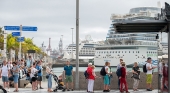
[0,60,10,92]
[116,59,123,89]
[87,65,97,92]
[145,57,157,91]
[119,62,130,93]
[103,62,112,92]
[86,63,92,92]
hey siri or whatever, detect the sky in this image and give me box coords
[0,0,170,50]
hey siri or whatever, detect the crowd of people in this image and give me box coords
[0,56,168,93]
[0,55,47,92]
[84,57,167,93]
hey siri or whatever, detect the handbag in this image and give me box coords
[46,74,49,79]
[132,74,140,79]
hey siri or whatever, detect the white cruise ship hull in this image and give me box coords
[94,45,158,67]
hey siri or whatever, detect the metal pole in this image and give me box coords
[3,30,7,61]
[71,28,74,59]
[168,23,170,93]
[19,25,22,60]
[75,0,79,90]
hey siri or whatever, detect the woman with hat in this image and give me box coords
[46,62,53,92]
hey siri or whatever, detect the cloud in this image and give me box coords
[0,0,169,51]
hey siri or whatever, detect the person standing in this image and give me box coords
[158,60,163,91]
[161,62,168,92]
[117,59,123,89]
[30,62,38,91]
[87,64,96,92]
[132,62,140,91]
[103,62,112,92]
[36,61,43,89]
[146,57,157,91]
[119,62,129,93]
[12,62,19,92]
[46,64,53,92]
[86,63,92,92]
[26,56,33,68]
[0,60,10,92]
[64,61,73,91]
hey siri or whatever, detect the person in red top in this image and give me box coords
[162,62,168,92]
[119,62,130,93]
[87,65,96,92]
[86,63,93,92]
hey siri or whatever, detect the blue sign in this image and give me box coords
[17,37,25,42]
[4,26,37,31]
[12,32,20,37]
[22,26,37,31]
[4,26,20,31]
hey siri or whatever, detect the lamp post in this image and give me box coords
[75,0,79,90]
[71,28,74,59]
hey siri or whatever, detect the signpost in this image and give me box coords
[17,37,25,42]
[4,25,37,60]
[4,26,20,31]
[4,26,37,31]
[12,32,20,37]
[22,26,37,31]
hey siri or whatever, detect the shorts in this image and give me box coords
[8,76,14,81]
[31,77,37,82]
[65,75,73,83]
[146,74,152,84]
[2,76,8,82]
[37,76,42,81]
[104,75,109,85]
[13,75,19,83]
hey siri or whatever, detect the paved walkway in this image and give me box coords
[0,79,167,93]
[0,89,165,93]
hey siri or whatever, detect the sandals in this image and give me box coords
[13,90,19,92]
[48,90,53,92]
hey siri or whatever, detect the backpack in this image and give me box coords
[84,70,89,79]
[143,63,147,73]
[116,67,122,77]
[100,66,106,76]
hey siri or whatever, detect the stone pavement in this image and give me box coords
[0,88,165,93]
[0,79,167,93]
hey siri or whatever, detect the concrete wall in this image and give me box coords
[63,72,158,90]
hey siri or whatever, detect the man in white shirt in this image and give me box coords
[146,57,156,91]
[0,60,10,91]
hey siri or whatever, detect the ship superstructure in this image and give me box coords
[94,7,161,66]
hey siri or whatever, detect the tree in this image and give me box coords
[0,27,46,58]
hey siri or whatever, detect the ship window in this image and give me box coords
[129,51,130,53]
[110,51,111,53]
[107,51,108,53]
[149,52,150,53]
[116,51,117,53]
[119,51,120,53]
[147,52,148,53]
[138,51,139,53]
[122,51,123,53]
[125,51,126,53]
[113,51,114,53]
[133,51,134,53]
[104,52,105,53]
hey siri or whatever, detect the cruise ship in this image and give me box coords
[63,35,104,62]
[94,6,162,67]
